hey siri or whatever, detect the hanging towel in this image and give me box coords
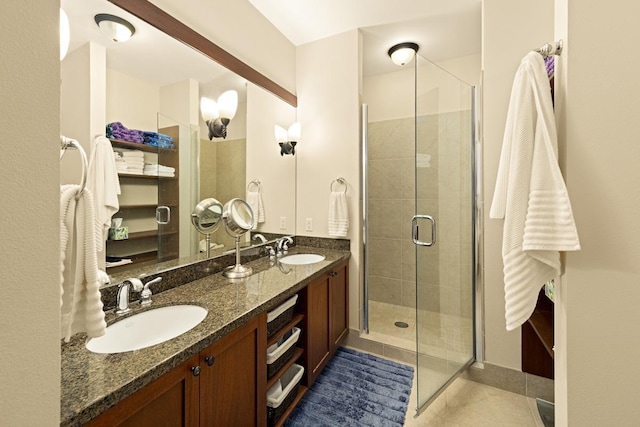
[328,191,349,237]
[87,136,121,252]
[247,189,265,229]
[490,52,580,331]
[60,185,107,342]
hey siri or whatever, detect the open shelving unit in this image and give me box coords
[106,130,180,272]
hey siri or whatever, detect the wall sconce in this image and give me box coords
[200,90,238,140]
[94,14,136,42]
[387,42,419,66]
[275,122,301,156]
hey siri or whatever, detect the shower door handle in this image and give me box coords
[156,206,170,225]
[412,215,436,247]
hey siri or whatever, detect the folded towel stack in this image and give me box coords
[144,163,175,177]
[106,122,144,144]
[143,131,175,149]
[113,148,145,175]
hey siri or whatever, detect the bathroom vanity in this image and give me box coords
[60,246,350,427]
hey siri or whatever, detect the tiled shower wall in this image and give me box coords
[367,111,472,319]
[199,137,246,250]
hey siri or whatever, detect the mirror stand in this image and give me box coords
[222,198,254,279]
[203,233,212,258]
[223,236,253,279]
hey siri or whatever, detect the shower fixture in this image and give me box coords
[387,42,419,66]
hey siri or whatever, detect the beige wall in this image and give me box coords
[61,42,106,185]
[245,83,297,235]
[482,0,554,370]
[150,0,296,94]
[554,0,640,424]
[1,2,61,425]
[296,30,361,329]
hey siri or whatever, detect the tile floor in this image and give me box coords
[358,301,545,426]
[404,375,545,426]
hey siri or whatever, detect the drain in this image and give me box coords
[394,321,409,329]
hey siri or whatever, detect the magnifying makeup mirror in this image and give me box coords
[222,198,254,279]
[191,198,223,258]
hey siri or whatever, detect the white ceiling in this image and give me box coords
[248,0,482,76]
[62,0,239,91]
[62,0,481,86]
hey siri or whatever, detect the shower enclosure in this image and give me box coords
[362,52,477,409]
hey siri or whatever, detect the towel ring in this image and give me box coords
[330,177,348,194]
[60,136,88,200]
[247,179,261,193]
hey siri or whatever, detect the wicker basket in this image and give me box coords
[267,294,298,339]
[267,327,301,379]
[266,364,304,427]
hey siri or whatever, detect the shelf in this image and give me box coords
[117,204,160,210]
[108,230,157,241]
[110,138,175,153]
[527,310,554,359]
[118,173,175,180]
[106,230,179,242]
[105,250,157,271]
[273,385,307,427]
[267,314,304,348]
[267,348,304,391]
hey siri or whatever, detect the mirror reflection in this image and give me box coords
[221,198,254,279]
[60,0,297,281]
[191,198,223,234]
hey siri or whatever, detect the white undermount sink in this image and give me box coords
[86,305,208,354]
[279,253,326,265]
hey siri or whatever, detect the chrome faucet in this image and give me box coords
[253,233,267,243]
[115,277,162,314]
[276,236,294,256]
[115,278,143,315]
[140,277,162,306]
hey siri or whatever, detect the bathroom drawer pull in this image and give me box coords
[205,356,215,366]
[191,366,201,376]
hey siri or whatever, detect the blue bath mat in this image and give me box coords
[285,347,414,426]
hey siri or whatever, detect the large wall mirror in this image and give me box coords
[60,0,297,282]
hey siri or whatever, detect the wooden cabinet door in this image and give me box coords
[305,273,331,385]
[85,354,200,427]
[329,262,349,348]
[198,314,267,427]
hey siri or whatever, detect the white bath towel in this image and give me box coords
[328,191,349,237]
[113,148,144,158]
[60,185,107,342]
[490,52,580,331]
[87,136,121,252]
[247,190,265,229]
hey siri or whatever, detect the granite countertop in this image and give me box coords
[60,245,350,427]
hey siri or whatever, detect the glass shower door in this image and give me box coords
[413,55,475,409]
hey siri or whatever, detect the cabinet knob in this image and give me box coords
[205,356,215,366]
[329,271,337,277]
[191,366,201,377]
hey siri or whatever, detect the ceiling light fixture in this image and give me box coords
[388,42,419,66]
[94,14,136,42]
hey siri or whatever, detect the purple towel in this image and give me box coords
[545,56,554,78]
